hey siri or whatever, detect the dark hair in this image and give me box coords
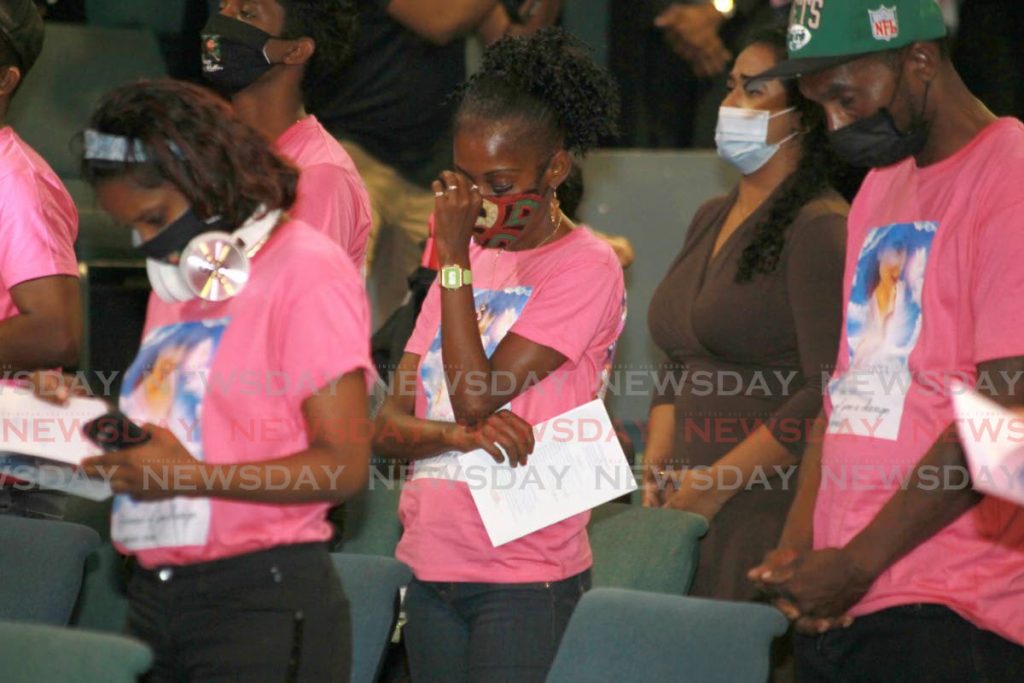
[455,27,620,156]
[277,0,358,111]
[0,34,18,72]
[559,163,585,221]
[82,79,298,227]
[735,26,847,282]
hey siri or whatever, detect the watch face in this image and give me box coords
[442,267,459,289]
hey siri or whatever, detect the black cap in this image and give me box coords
[0,0,45,75]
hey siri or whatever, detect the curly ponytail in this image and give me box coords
[455,28,620,156]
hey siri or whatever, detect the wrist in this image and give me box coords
[442,423,467,452]
[190,464,217,496]
[843,534,888,584]
[776,519,813,552]
[435,240,471,266]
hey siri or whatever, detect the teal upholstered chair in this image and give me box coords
[7,24,167,179]
[331,553,412,683]
[70,542,131,634]
[85,0,190,35]
[7,23,169,264]
[0,516,100,624]
[338,481,403,557]
[0,619,152,682]
[546,588,789,683]
[588,502,708,595]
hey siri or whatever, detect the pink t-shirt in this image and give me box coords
[276,116,372,270]
[112,219,373,568]
[820,118,1024,644]
[397,227,627,583]
[0,126,78,319]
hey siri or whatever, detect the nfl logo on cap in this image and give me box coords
[750,0,947,83]
[868,5,900,41]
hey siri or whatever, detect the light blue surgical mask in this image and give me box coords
[715,105,798,175]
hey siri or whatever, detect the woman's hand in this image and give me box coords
[432,171,482,261]
[662,468,729,522]
[448,410,536,468]
[29,370,91,406]
[642,464,670,508]
[81,425,201,501]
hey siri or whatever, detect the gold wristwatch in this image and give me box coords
[439,265,473,290]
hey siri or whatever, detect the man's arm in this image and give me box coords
[386,0,500,45]
[476,0,565,46]
[0,275,81,371]
[842,357,1023,583]
[775,357,1022,622]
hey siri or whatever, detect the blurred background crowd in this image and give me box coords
[31,0,1024,147]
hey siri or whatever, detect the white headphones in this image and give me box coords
[82,130,283,305]
[144,208,282,304]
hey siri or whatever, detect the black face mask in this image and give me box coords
[137,209,227,263]
[829,81,931,169]
[201,14,277,97]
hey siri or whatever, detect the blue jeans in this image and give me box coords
[404,570,591,683]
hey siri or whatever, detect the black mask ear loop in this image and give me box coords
[883,52,931,135]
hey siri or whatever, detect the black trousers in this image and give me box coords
[0,487,67,519]
[127,542,351,683]
[794,603,1024,683]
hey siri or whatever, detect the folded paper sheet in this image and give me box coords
[0,389,112,500]
[463,399,638,547]
[951,381,1024,506]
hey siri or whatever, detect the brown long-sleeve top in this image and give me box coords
[646,186,848,600]
[649,186,849,463]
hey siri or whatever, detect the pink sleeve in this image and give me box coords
[973,200,1024,363]
[405,281,441,357]
[0,171,78,292]
[511,255,624,366]
[292,164,371,268]
[278,270,375,397]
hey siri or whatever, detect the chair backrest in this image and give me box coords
[546,588,789,683]
[0,516,100,624]
[578,151,737,425]
[7,23,168,179]
[588,502,707,595]
[85,0,190,35]
[0,619,152,683]
[338,482,403,557]
[331,553,412,683]
[70,542,131,634]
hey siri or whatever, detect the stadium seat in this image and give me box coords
[7,23,167,179]
[546,588,788,683]
[70,543,131,634]
[338,477,404,557]
[0,516,101,624]
[588,502,707,595]
[331,553,413,683]
[85,0,190,36]
[0,619,152,682]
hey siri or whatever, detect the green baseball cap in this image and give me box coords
[754,0,947,82]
